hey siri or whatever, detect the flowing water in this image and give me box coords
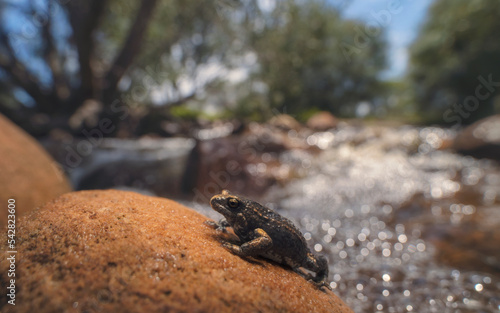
[192,124,500,313]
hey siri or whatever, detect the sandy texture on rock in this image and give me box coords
[0,114,72,226]
[0,190,352,313]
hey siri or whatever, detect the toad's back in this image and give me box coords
[234,199,310,267]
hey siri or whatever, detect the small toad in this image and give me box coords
[206,190,329,287]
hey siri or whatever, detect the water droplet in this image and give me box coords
[382,205,393,214]
[474,284,483,292]
[398,234,408,243]
[416,243,426,252]
[378,232,388,240]
[394,243,403,251]
[328,227,337,236]
[361,205,371,214]
[323,234,333,243]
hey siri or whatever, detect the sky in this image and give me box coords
[340,0,435,79]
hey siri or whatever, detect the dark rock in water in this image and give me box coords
[181,122,314,199]
[452,115,500,160]
[306,111,338,131]
[0,190,353,313]
[181,135,279,199]
[0,114,72,226]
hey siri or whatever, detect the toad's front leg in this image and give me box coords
[205,218,231,233]
[223,228,272,256]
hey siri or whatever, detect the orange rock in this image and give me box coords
[306,111,338,131]
[0,190,352,313]
[0,114,71,226]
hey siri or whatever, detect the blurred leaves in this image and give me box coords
[0,0,389,136]
[408,0,500,125]
[241,0,387,119]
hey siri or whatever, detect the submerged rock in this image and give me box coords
[0,114,71,226]
[0,190,352,313]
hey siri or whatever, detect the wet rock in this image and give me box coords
[181,135,280,199]
[0,114,71,226]
[306,111,338,131]
[269,114,302,131]
[181,122,314,199]
[0,190,352,313]
[452,115,500,159]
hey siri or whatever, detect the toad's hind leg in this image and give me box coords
[222,228,272,256]
[303,253,329,283]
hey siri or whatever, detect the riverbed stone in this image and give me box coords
[452,114,500,159]
[0,114,72,226]
[0,190,352,313]
[269,114,302,131]
[306,111,338,131]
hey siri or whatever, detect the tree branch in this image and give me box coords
[31,0,70,102]
[64,0,108,103]
[103,0,159,101]
[0,31,57,112]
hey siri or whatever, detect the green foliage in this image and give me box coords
[0,0,390,136]
[99,0,239,106]
[246,0,387,118]
[169,105,201,121]
[408,0,500,125]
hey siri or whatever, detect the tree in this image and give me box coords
[0,0,241,136]
[0,0,389,134]
[238,0,387,119]
[408,0,500,126]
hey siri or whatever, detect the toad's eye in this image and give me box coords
[228,198,239,208]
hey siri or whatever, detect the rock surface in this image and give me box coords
[452,114,500,159]
[269,114,302,131]
[181,122,314,199]
[0,190,352,313]
[0,114,72,226]
[306,111,338,131]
